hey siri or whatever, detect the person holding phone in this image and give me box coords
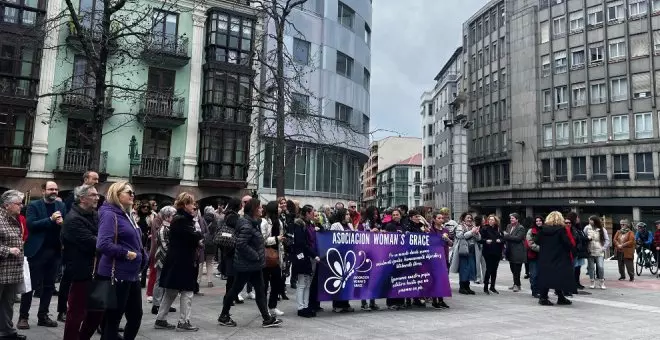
[449,212,482,295]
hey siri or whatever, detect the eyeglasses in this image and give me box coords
[349,206,357,209]
[124,190,135,196]
[564,221,572,225]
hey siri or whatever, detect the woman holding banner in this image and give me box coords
[329,208,356,313]
[428,212,452,309]
[384,209,406,309]
[449,212,482,295]
[358,206,381,311]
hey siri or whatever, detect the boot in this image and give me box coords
[489,283,499,294]
[483,282,489,294]
[465,282,475,295]
[458,281,469,295]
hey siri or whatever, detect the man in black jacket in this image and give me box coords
[60,184,103,339]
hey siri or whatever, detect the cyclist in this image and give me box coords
[653,220,660,264]
[635,222,654,265]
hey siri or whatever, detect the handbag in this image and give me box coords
[87,215,119,311]
[265,247,280,268]
[214,223,236,249]
[457,238,469,257]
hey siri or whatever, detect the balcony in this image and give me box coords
[131,155,182,185]
[0,146,30,177]
[65,21,118,53]
[141,33,190,68]
[54,147,108,179]
[139,92,186,128]
[0,76,38,106]
[413,176,421,184]
[59,88,114,120]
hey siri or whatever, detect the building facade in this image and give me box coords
[376,153,422,210]
[0,0,259,206]
[420,47,469,216]
[465,0,660,226]
[257,0,372,208]
[361,136,422,207]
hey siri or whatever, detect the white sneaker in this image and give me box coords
[600,280,606,290]
[247,292,256,300]
[237,294,245,302]
[270,308,284,316]
[589,280,595,289]
[147,296,153,303]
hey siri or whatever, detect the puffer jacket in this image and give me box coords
[583,225,610,257]
[526,227,540,260]
[233,215,265,272]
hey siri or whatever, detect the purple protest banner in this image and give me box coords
[316,231,452,301]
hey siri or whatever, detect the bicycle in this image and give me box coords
[635,245,658,276]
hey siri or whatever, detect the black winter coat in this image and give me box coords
[384,221,404,233]
[480,226,504,257]
[159,209,203,292]
[291,218,317,277]
[61,204,99,281]
[221,212,238,276]
[571,225,589,259]
[233,216,265,273]
[537,224,576,292]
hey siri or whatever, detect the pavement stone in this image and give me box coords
[15,260,660,339]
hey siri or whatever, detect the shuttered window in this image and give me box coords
[630,34,649,58]
[632,73,651,98]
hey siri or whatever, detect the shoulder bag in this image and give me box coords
[87,214,119,311]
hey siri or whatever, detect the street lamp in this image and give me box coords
[128,135,141,184]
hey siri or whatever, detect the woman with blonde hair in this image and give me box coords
[536,211,576,306]
[97,181,148,340]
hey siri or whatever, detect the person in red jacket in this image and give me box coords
[18,214,28,242]
[526,216,543,298]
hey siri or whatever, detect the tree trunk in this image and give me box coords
[274,21,286,198]
[88,9,111,172]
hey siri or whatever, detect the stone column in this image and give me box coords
[632,207,641,224]
[182,11,206,184]
[27,0,61,176]
[525,206,533,219]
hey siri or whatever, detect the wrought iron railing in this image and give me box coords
[133,155,181,178]
[56,147,107,173]
[0,76,37,98]
[141,92,185,118]
[0,146,30,168]
[144,33,189,58]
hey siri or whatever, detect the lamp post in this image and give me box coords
[128,135,141,184]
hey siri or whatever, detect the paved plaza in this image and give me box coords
[18,260,659,339]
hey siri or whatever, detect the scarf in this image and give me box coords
[620,227,630,234]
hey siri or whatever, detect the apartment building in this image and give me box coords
[465,0,660,225]
[376,153,423,210]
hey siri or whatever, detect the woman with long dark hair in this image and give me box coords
[449,212,482,295]
[329,208,356,313]
[261,201,284,316]
[427,212,451,309]
[357,206,381,311]
[219,198,243,305]
[584,215,610,289]
[480,215,503,294]
[527,216,543,297]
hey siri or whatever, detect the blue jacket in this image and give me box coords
[25,199,67,258]
[635,230,653,247]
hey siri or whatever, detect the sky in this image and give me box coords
[370,0,487,140]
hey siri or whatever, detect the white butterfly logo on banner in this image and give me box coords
[323,248,372,294]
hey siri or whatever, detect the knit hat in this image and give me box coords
[637,222,647,229]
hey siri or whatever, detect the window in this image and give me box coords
[634,112,653,139]
[569,11,584,32]
[336,51,353,78]
[655,0,660,12]
[207,12,254,65]
[427,145,433,157]
[151,11,178,52]
[203,71,252,123]
[629,0,648,17]
[484,46,490,64]
[592,155,607,180]
[337,1,354,29]
[198,127,249,181]
[608,1,624,21]
[587,6,603,26]
[630,34,649,58]
[362,115,369,134]
[556,122,569,145]
[555,158,568,182]
[589,44,604,63]
[571,157,587,180]
[553,16,566,37]
[554,50,567,74]
[501,131,508,152]
[0,0,41,26]
[610,77,628,101]
[79,0,103,30]
[541,21,549,43]
[590,81,606,104]
[142,127,171,160]
[500,99,507,120]
[541,55,550,76]
[592,117,607,142]
[71,55,95,99]
[573,120,587,144]
[612,114,629,140]
[502,162,510,185]
[293,38,310,65]
[363,68,370,90]
[492,42,498,61]
[541,159,551,182]
[290,92,309,115]
[555,85,567,108]
[0,43,38,98]
[542,90,551,111]
[493,164,501,186]
[613,154,630,179]
[571,48,585,68]
[364,23,371,45]
[572,83,586,107]
[427,124,433,137]
[632,73,651,98]
[635,153,654,179]
[654,31,660,54]
[609,38,626,60]
[335,102,352,124]
[543,124,553,147]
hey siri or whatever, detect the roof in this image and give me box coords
[434,47,463,81]
[396,153,423,166]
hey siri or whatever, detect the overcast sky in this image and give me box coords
[370,0,486,140]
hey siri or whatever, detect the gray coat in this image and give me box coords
[504,224,527,264]
[449,223,484,281]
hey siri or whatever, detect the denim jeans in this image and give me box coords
[296,274,312,310]
[152,268,164,307]
[529,260,538,295]
[587,256,605,280]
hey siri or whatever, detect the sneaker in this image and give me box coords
[387,305,400,311]
[589,280,595,289]
[237,294,245,302]
[176,321,199,332]
[154,319,176,330]
[538,299,554,306]
[431,302,443,309]
[262,317,282,328]
[217,315,237,327]
[16,319,29,330]
[369,303,380,311]
[600,280,606,290]
[297,309,313,318]
[618,277,626,281]
[57,312,66,322]
[147,296,153,303]
[437,300,450,309]
[489,287,499,294]
[508,285,515,290]
[512,285,520,292]
[247,292,256,300]
[524,273,530,279]
[270,308,284,316]
[361,304,371,311]
[37,316,57,327]
[151,305,159,315]
[557,297,572,305]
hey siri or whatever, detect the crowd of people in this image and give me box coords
[1,172,659,340]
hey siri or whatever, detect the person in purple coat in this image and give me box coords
[96,181,148,340]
